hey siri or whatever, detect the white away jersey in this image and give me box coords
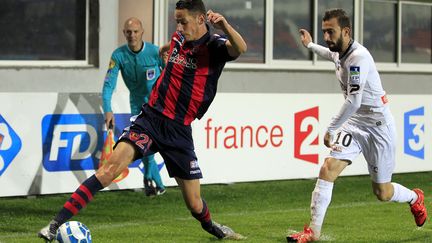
[308,41,394,133]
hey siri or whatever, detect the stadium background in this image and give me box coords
[0,0,431,197]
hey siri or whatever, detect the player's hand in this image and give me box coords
[104,112,115,130]
[161,51,169,64]
[299,29,313,47]
[324,131,332,148]
[324,131,343,152]
[159,42,170,61]
[207,10,228,31]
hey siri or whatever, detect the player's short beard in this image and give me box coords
[327,33,344,52]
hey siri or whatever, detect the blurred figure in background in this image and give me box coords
[102,17,166,196]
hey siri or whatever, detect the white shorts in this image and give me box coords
[328,121,396,183]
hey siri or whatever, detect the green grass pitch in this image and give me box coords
[0,171,431,242]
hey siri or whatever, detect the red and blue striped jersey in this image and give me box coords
[149,29,235,125]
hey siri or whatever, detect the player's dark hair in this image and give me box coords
[176,0,206,15]
[323,8,351,30]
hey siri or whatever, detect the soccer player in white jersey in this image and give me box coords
[287,8,427,243]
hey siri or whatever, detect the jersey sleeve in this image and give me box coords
[307,42,334,61]
[210,34,237,62]
[327,54,369,134]
[102,53,121,113]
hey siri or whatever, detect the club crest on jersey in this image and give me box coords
[129,131,140,141]
[350,66,360,83]
[146,68,155,80]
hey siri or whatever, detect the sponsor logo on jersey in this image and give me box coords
[190,169,201,175]
[190,160,199,169]
[381,94,388,104]
[109,59,115,69]
[294,107,320,164]
[0,115,22,176]
[190,160,201,175]
[104,59,116,82]
[169,47,198,69]
[350,66,360,75]
[349,66,360,84]
[404,107,425,159]
[41,113,164,172]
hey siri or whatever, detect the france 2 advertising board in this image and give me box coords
[0,93,430,196]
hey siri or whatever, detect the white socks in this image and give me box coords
[390,182,418,204]
[310,178,334,238]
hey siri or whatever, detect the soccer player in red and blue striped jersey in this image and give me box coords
[38,0,247,241]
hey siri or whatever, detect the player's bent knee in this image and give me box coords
[319,158,349,182]
[372,182,393,201]
[95,141,135,187]
[96,162,121,187]
[186,197,204,214]
[375,193,392,201]
[95,171,115,187]
[187,201,201,213]
[95,172,113,187]
[319,158,338,181]
[373,189,392,201]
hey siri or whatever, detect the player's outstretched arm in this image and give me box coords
[299,28,333,60]
[299,29,313,48]
[207,10,247,57]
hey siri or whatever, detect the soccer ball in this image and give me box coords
[56,221,92,243]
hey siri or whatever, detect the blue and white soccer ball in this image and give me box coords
[56,221,92,243]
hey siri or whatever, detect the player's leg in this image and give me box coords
[287,157,349,242]
[142,155,156,196]
[371,181,418,202]
[38,141,136,241]
[310,157,349,238]
[158,145,244,240]
[366,124,427,226]
[147,153,166,195]
[370,171,426,227]
[152,112,243,239]
[175,178,209,229]
[175,177,244,240]
[159,149,223,238]
[142,154,165,196]
[288,126,359,242]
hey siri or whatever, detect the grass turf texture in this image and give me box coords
[0,171,431,242]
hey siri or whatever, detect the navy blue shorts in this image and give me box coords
[116,104,202,180]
